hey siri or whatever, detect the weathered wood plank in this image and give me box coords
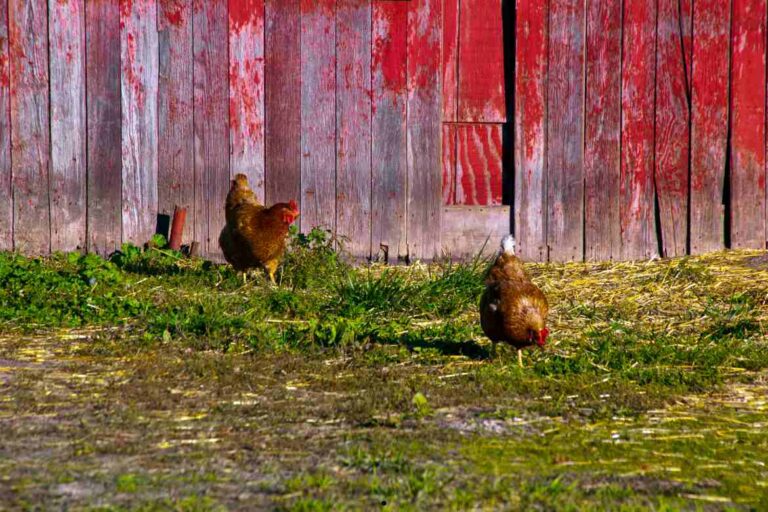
[442,123,456,206]
[690,0,730,254]
[336,0,372,258]
[407,0,442,260]
[547,0,584,262]
[455,123,503,206]
[654,0,690,257]
[441,205,510,260]
[584,0,621,261]
[121,0,159,246]
[372,1,408,262]
[158,0,194,243]
[514,0,547,261]
[681,0,693,93]
[620,0,657,259]
[49,0,87,252]
[442,0,458,122]
[730,0,766,249]
[458,0,505,122]
[265,0,301,205]
[86,0,122,255]
[0,0,11,251]
[229,0,265,202]
[9,0,50,255]
[300,0,335,233]
[193,0,229,256]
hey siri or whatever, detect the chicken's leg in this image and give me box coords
[517,349,523,368]
[264,260,279,285]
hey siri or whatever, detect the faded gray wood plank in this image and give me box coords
[49,0,87,252]
[158,0,195,243]
[300,0,336,233]
[86,0,122,255]
[584,0,621,261]
[229,0,265,203]
[407,0,442,261]
[372,1,408,262]
[514,0,548,262]
[441,206,510,260]
[9,0,50,255]
[0,0,10,251]
[265,0,301,206]
[547,0,584,262]
[336,0,372,259]
[193,0,229,257]
[121,0,159,246]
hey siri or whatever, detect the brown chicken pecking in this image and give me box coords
[480,235,549,367]
[219,174,300,284]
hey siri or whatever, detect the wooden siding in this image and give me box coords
[1,0,767,263]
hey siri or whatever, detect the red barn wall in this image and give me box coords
[0,0,765,262]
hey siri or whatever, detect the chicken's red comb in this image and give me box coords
[289,199,298,211]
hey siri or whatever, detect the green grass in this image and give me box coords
[0,233,767,509]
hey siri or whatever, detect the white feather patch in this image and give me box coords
[500,235,516,256]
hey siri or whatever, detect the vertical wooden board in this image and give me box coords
[121,0,159,246]
[158,0,194,242]
[514,0,547,262]
[546,0,584,262]
[654,0,690,257]
[457,0,505,124]
[620,0,657,260]
[407,0,442,260]
[49,0,86,252]
[193,0,229,256]
[442,124,456,206]
[300,0,335,233]
[690,0,729,254]
[372,1,408,261]
[442,0,458,121]
[458,0,505,122]
[86,0,122,255]
[730,0,766,249]
[336,0,372,258]
[230,0,265,202]
[584,0,621,261]
[681,0,693,93]
[265,0,301,205]
[0,0,10,251]
[455,123,503,206]
[9,0,50,255]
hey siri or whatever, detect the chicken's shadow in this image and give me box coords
[381,336,494,360]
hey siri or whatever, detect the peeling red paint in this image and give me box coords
[455,124,503,205]
[0,39,9,88]
[372,2,406,97]
[730,0,767,248]
[229,0,262,32]
[514,0,547,261]
[160,0,187,27]
[458,0,505,123]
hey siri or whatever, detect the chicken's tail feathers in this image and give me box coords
[233,173,250,189]
[500,235,516,256]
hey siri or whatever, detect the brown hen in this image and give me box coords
[480,235,549,367]
[219,174,300,284]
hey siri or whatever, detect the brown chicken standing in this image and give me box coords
[219,174,300,284]
[480,235,549,367]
